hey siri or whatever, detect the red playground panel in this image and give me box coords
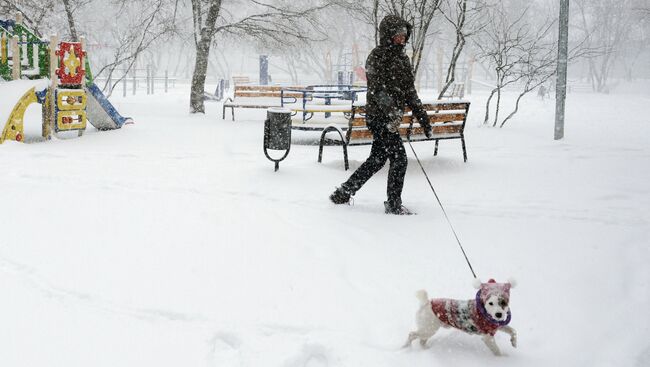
[56,42,86,85]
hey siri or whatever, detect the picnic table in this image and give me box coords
[281,85,367,123]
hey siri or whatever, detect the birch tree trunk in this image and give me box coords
[190,0,222,114]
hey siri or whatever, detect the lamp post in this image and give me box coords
[555,0,570,140]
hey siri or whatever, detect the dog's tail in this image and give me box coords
[415,290,429,307]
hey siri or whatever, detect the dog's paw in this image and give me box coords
[419,338,431,349]
[511,336,517,348]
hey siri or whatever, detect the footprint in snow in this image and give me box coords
[207,332,243,367]
[284,344,329,367]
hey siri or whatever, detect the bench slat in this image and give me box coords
[224,103,280,109]
[293,107,352,113]
[417,103,469,111]
[235,85,304,92]
[353,102,469,115]
[235,91,277,97]
[427,113,466,123]
[235,91,303,98]
[349,124,462,140]
[351,112,466,127]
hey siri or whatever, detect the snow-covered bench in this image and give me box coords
[222,85,304,120]
[317,100,471,170]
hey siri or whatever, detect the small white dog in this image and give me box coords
[403,279,517,356]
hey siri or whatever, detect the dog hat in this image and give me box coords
[473,278,515,304]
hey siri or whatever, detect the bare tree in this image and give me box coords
[263,5,367,85]
[61,0,79,40]
[95,0,178,96]
[499,20,556,128]
[188,0,330,114]
[338,0,442,77]
[475,1,595,128]
[574,0,638,92]
[272,43,332,84]
[189,0,222,113]
[437,0,486,99]
[0,0,57,37]
[474,5,531,126]
[60,0,92,41]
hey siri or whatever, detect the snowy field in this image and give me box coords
[1,80,649,367]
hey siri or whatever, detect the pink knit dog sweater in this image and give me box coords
[430,291,511,336]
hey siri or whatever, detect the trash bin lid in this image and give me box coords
[267,107,292,114]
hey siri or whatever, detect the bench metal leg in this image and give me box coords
[318,136,326,163]
[434,139,439,156]
[222,98,233,121]
[318,125,348,170]
[461,135,468,162]
[318,126,338,163]
[222,106,235,121]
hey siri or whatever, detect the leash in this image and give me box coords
[406,125,478,279]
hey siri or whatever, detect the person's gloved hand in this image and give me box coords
[417,111,432,138]
[423,124,432,138]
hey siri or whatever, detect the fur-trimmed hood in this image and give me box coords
[378,15,412,47]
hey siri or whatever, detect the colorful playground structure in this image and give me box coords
[0,14,131,144]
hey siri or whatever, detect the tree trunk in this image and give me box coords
[189,0,222,114]
[373,0,380,46]
[190,34,212,113]
[438,37,465,99]
[500,90,526,128]
[492,86,502,127]
[438,0,467,100]
[412,44,426,78]
[483,88,497,125]
[61,0,79,41]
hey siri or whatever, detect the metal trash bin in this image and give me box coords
[263,107,292,171]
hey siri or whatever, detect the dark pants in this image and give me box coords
[341,127,407,206]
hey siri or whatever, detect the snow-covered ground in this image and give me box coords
[1,80,649,367]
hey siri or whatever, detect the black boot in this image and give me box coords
[384,201,415,215]
[330,187,352,204]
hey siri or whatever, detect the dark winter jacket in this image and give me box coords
[365,15,430,134]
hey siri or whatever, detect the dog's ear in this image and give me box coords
[473,278,482,289]
[507,277,517,289]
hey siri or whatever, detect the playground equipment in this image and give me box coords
[0,13,131,144]
[1,86,39,143]
[1,35,87,144]
[0,14,49,81]
[327,44,368,87]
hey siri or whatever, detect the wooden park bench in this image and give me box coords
[317,100,470,170]
[231,75,251,85]
[222,85,304,120]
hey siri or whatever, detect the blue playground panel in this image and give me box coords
[85,82,132,130]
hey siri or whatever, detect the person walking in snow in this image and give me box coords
[329,15,432,215]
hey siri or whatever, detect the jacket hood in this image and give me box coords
[379,15,412,46]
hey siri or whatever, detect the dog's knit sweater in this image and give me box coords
[430,298,501,336]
